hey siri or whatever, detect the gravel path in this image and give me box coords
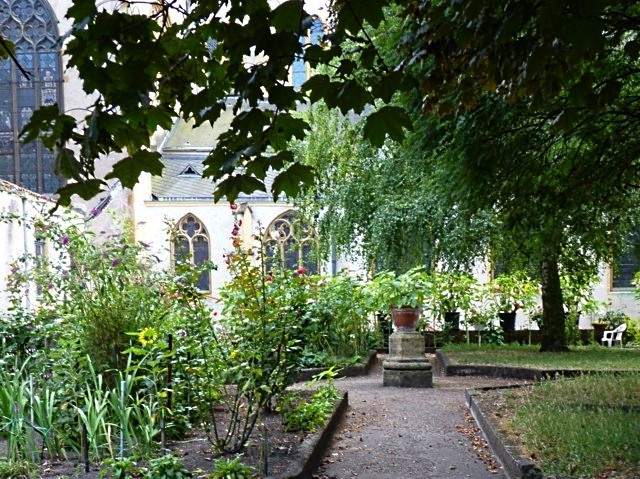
[314,355,525,479]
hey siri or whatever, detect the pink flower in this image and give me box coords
[230,203,238,211]
[60,236,69,245]
[296,267,306,276]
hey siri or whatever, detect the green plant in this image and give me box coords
[364,267,429,311]
[144,454,191,479]
[203,219,311,453]
[427,271,477,320]
[0,458,37,479]
[560,272,603,321]
[209,457,256,479]
[464,283,498,330]
[596,310,630,329]
[490,272,538,314]
[277,368,341,433]
[302,272,375,365]
[0,358,38,463]
[100,458,142,479]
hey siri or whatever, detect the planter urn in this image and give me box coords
[384,307,432,388]
[390,307,420,332]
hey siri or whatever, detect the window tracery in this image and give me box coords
[0,0,63,193]
[172,214,211,291]
[263,211,318,274]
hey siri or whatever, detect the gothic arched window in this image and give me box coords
[0,0,64,193]
[264,210,318,274]
[172,214,211,291]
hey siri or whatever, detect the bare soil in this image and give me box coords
[23,392,320,478]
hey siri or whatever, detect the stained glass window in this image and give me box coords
[263,210,318,274]
[0,0,64,193]
[172,214,211,291]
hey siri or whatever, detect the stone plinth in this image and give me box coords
[383,331,432,388]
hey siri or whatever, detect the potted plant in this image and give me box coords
[364,267,429,332]
[427,272,477,331]
[490,272,538,331]
[465,282,499,344]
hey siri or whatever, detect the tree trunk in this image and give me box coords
[539,256,569,352]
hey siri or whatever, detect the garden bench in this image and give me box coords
[601,323,627,347]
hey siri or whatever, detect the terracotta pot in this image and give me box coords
[390,307,421,332]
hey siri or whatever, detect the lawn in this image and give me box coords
[478,374,640,478]
[442,343,640,370]
[448,344,640,478]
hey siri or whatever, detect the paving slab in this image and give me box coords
[314,355,526,479]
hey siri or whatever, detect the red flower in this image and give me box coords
[230,203,238,211]
[296,267,306,276]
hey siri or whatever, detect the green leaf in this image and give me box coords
[66,0,98,22]
[271,163,315,199]
[334,80,373,115]
[213,175,266,203]
[105,150,164,188]
[363,105,413,147]
[55,179,106,206]
[55,147,83,180]
[271,0,304,32]
[0,36,15,60]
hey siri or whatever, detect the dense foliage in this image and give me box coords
[0,209,377,468]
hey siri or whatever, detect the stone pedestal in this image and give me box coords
[383,331,432,388]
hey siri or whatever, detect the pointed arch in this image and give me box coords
[172,213,211,291]
[0,0,64,193]
[263,210,318,274]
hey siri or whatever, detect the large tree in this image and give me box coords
[396,0,640,351]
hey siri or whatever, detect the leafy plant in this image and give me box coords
[100,457,142,479]
[0,358,38,463]
[490,272,538,314]
[278,368,341,433]
[209,457,256,479]
[144,454,191,479]
[303,272,375,364]
[0,458,37,479]
[203,218,311,453]
[596,310,631,330]
[364,267,429,311]
[427,271,478,321]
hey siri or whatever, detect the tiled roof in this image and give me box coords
[152,99,279,202]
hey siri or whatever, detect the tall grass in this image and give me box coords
[499,374,640,478]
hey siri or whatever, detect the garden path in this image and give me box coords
[314,354,526,479]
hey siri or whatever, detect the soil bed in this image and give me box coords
[27,392,324,478]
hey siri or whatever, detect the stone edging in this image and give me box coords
[296,350,378,382]
[466,386,543,479]
[436,349,594,380]
[268,391,349,479]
